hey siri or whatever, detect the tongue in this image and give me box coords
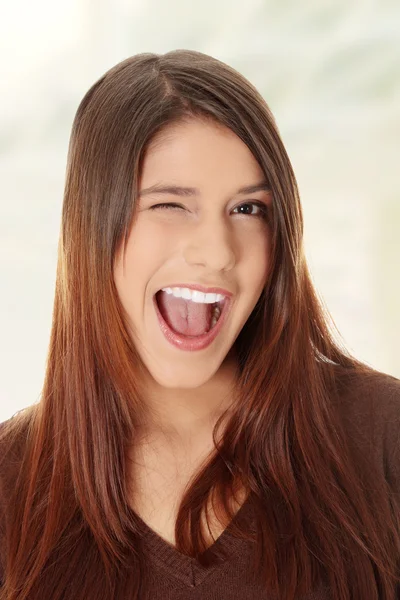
[156,291,214,336]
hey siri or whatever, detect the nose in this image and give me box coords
[182,214,236,272]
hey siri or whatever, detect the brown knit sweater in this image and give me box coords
[0,368,399,599]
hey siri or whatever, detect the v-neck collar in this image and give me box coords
[130,494,254,588]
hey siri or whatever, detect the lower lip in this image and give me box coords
[153,295,231,351]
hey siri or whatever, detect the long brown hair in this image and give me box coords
[1,49,399,599]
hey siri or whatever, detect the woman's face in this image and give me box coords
[114,118,272,391]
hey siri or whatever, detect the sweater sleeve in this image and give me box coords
[381,375,400,596]
[0,418,14,589]
[0,427,6,587]
[0,499,4,588]
[382,376,400,499]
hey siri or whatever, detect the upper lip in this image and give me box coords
[156,283,233,298]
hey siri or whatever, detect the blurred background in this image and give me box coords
[1,0,399,422]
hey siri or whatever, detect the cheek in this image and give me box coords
[246,266,269,304]
[114,225,171,304]
[243,235,270,278]
[134,220,176,258]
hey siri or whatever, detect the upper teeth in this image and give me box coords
[161,287,226,304]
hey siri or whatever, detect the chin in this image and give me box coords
[152,364,222,389]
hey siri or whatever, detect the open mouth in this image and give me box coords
[154,290,226,336]
[153,290,231,351]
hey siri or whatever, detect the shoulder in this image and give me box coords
[334,367,400,432]
[0,410,34,516]
[0,413,27,500]
[0,409,35,504]
[0,412,32,478]
[334,367,400,494]
[0,411,34,586]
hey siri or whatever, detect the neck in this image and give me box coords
[136,351,239,447]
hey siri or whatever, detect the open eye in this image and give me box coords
[232,201,269,220]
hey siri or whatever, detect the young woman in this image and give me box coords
[0,49,399,600]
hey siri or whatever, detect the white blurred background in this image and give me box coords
[1,0,399,422]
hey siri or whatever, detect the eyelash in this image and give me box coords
[149,201,269,221]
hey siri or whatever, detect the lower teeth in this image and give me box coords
[209,305,221,330]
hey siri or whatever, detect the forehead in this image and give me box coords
[139,119,265,188]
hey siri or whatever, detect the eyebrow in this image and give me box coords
[138,181,272,198]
